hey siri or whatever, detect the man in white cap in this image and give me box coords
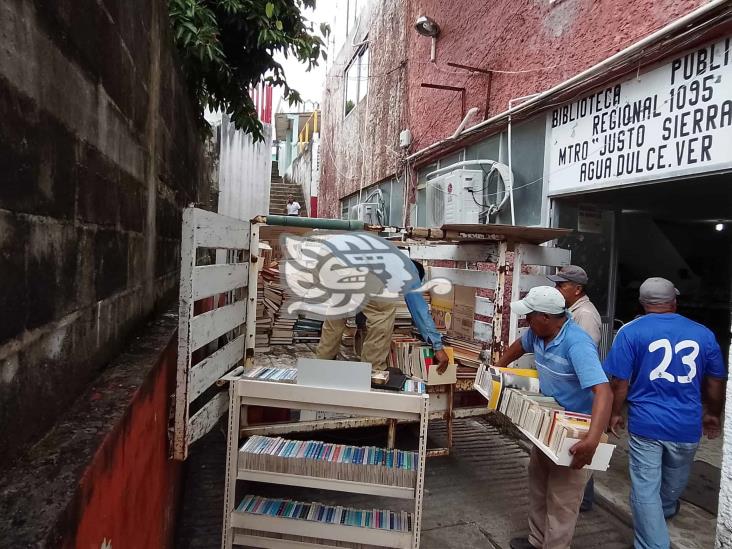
[498,286,612,549]
[603,277,725,549]
[548,264,602,512]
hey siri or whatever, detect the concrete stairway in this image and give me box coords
[269,161,307,216]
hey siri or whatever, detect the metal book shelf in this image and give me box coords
[222,377,429,549]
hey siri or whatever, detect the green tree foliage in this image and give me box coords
[169,0,329,141]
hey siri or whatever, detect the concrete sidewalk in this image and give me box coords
[591,430,721,549]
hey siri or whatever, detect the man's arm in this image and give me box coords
[403,291,449,373]
[495,339,526,369]
[608,377,629,436]
[703,376,725,439]
[569,382,613,469]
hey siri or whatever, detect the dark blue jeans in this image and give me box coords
[581,475,594,510]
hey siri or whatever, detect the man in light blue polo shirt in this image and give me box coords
[604,277,725,549]
[496,286,612,549]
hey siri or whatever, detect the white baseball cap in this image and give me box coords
[511,286,566,316]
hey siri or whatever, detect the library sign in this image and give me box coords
[546,35,732,195]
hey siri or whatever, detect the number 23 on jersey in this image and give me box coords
[648,338,699,383]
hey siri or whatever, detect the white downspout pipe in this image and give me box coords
[506,93,540,225]
[406,0,730,163]
[452,107,479,139]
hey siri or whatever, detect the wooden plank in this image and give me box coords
[426,266,497,290]
[192,263,249,300]
[187,390,228,446]
[190,300,246,351]
[475,297,494,317]
[440,223,570,244]
[244,224,260,365]
[405,243,499,262]
[518,244,571,267]
[192,207,251,249]
[188,335,246,402]
[174,207,197,461]
[518,274,550,292]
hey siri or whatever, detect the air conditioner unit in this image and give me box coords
[426,169,483,227]
[351,202,381,224]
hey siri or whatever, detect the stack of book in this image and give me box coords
[239,435,418,488]
[236,495,412,532]
[388,338,433,380]
[259,265,297,346]
[255,284,272,352]
[498,388,607,453]
[388,338,457,384]
[474,365,540,409]
[393,302,414,335]
[442,336,482,369]
[402,379,426,394]
[293,318,323,343]
[240,367,297,383]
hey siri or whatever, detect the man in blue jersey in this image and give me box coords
[604,277,726,549]
[498,286,612,549]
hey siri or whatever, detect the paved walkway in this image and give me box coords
[175,344,720,548]
[593,429,721,549]
[176,418,634,548]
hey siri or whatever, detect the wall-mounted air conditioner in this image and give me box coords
[351,202,381,224]
[426,169,483,227]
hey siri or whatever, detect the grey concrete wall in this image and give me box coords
[0,0,209,466]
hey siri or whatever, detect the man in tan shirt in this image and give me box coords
[548,264,602,513]
[548,265,602,345]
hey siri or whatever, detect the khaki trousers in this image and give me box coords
[528,447,591,549]
[316,300,397,370]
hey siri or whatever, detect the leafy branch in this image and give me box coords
[169,0,330,141]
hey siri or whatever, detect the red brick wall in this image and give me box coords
[406,0,705,151]
[318,0,706,216]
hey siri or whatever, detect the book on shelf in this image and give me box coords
[236,495,412,532]
[239,435,418,488]
[240,367,297,383]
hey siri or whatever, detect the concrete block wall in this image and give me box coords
[0,0,208,467]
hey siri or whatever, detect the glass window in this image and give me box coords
[344,45,368,117]
[345,60,358,116]
[358,47,369,102]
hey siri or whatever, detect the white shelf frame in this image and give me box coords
[222,378,429,549]
[230,512,412,548]
[237,468,415,499]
